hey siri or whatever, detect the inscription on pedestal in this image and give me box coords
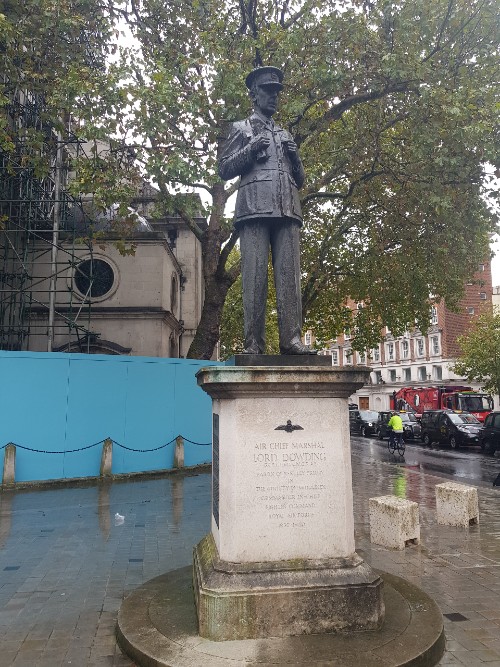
[251,439,327,530]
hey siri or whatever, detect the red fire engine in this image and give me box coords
[390,386,493,422]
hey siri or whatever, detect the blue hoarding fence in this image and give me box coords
[0,351,218,484]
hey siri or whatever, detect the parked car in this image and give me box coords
[479,411,500,455]
[349,409,380,437]
[420,410,482,448]
[377,411,421,440]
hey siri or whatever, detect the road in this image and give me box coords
[350,433,500,489]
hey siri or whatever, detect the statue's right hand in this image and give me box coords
[250,135,271,155]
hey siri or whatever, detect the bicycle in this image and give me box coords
[388,430,406,456]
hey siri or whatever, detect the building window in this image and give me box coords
[479,264,485,271]
[416,338,425,357]
[372,347,380,362]
[304,330,312,346]
[401,339,409,359]
[389,369,397,382]
[403,368,411,382]
[344,329,351,341]
[74,258,115,299]
[479,292,487,300]
[430,335,440,355]
[468,306,475,315]
[430,306,438,325]
[171,274,178,311]
[374,370,382,384]
[331,350,339,365]
[386,342,395,361]
[433,365,443,380]
[418,366,427,381]
[358,351,366,365]
[344,349,353,365]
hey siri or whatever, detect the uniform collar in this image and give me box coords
[252,110,275,129]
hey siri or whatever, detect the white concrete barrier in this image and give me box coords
[174,435,184,469]
[369,495,420,550]
[2,443,16,486]
[435,482,479,527]
[100,438,113,477]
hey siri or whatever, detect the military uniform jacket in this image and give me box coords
[218,111,305,226]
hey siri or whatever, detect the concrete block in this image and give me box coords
[369,495,420,550]
[435,481,479,527]
[100,438,113,477]
[2,443,16,486]
[174,436,184,469]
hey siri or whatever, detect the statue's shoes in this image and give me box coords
[242,346,264,355]
[280,342,317,355]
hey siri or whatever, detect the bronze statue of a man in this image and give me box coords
[218,66,316,355]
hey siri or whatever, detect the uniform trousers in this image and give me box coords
[239,218,303,354]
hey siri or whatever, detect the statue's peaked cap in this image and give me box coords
[245,66,284,90]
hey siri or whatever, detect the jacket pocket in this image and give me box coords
[237,171,274,217]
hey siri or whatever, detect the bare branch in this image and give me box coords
[422,0,455,62]
[422,0,487,63]
[282,0,315,29]
[298,81,413,146]
[279,0,290,27]
[173,204,204,241]
[219,228,240,274]
[225,180,240,199]
[194,63,218,127]
[238,0,248,34]
[302,170,386,205]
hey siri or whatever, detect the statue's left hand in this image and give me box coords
[284,140,300,162]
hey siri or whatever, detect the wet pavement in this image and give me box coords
[0,445,500,666]
[351,434,500,488]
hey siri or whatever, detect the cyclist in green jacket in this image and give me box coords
[388,413,404,448]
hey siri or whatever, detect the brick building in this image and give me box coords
[309,262,493,411]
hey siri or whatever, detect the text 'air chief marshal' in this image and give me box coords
[218,66,316,356]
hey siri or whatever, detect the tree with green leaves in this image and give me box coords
[0,0,116,172]
[453,310,500,398]
[105,0,499,359]
[38,0,498,359]
[2,0,149,232]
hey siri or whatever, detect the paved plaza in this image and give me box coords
[1,452,500,666]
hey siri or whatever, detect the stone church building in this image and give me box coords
[27,183,206,358]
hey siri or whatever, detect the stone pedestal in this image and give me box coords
[193,363,384,641]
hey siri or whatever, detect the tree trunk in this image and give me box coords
[186,274,233,359]
[185,180,240,360]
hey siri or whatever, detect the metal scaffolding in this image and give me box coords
[0,90,97,352]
